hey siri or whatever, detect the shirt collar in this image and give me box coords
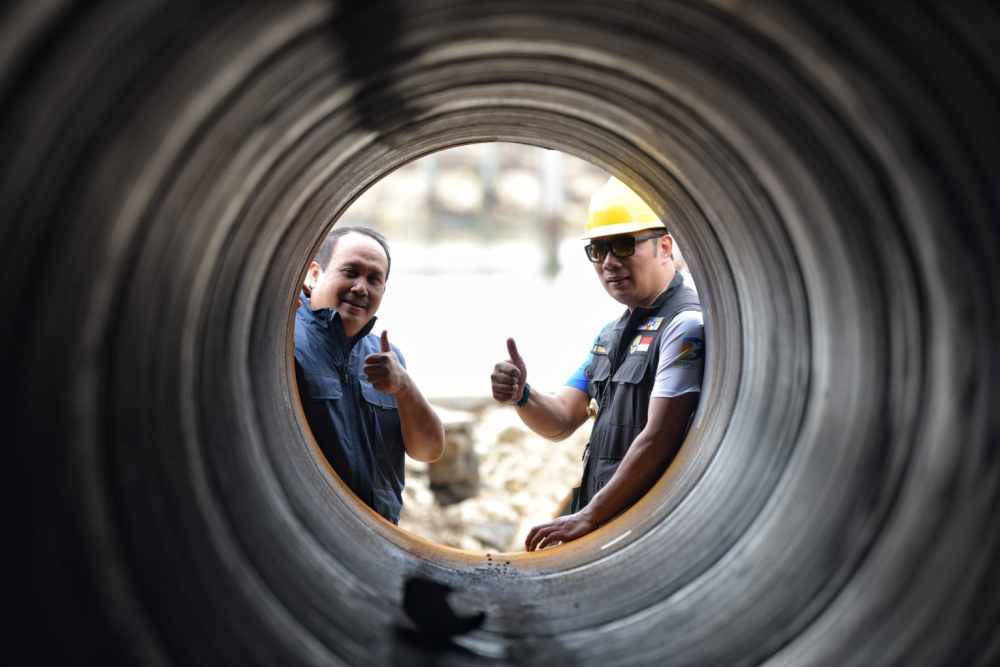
[298,291,377,346]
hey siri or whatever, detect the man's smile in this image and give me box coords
[340,298,368,312]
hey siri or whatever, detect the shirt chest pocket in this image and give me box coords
[301,373,343,400]
[361,381,397,409]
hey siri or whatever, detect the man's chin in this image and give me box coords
[604,283,634,303]
[337,305,371,324]
[339,302,367,315]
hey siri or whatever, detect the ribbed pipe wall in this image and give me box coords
[7,2,998,665]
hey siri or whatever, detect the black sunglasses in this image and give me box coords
[584,232,666,263]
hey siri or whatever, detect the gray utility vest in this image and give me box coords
[570,271,701,514]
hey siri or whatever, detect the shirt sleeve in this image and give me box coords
[651,310,705,398]
[565,335,599,393]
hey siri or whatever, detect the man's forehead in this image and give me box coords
[332,233,388,268]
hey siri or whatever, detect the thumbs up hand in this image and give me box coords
[364,330,407,395]
[491,337,529,405]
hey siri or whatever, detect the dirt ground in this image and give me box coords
[397,405,591,553]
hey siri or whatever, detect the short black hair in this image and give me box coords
[315,226,392,279]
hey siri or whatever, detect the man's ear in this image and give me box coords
[304,260,322,294]
[659,233,674,262]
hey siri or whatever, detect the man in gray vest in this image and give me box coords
[491,177,704,551]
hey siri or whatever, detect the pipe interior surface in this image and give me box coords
[8,2,999,665]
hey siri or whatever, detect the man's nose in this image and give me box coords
[350,280,367,294]
[602,251,623,270]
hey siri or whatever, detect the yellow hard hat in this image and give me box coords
[584,177,665,239]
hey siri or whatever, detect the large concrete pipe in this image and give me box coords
[8,2,998,665]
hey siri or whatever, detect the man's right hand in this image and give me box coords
[491,338,528,405]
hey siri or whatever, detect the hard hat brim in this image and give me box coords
[581,220,666,240]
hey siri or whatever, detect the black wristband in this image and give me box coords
[515,382,531,407]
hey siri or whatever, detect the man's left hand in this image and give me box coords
[524,511,598,552]
[363,330,408,395]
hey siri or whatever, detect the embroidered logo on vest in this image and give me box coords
[637,316,664,331]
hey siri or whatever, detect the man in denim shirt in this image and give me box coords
[295,227,444,523]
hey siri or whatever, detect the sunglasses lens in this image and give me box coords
[585,243,605,262]
[610,237,636,257]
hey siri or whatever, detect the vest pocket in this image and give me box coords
[593,456,622,494]
[607,355,650,429]
[302,373,343,400]
[586,355,611,382]
[612,354,648,383]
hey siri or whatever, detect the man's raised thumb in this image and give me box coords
[381,330,391,353]
[507,337,524,366]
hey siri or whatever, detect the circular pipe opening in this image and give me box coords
[288,142,712,555]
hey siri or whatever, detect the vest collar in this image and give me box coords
[630,271,685,316]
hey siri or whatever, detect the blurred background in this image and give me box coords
[326,142,693,551]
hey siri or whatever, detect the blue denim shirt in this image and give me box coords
[294,293,406,523]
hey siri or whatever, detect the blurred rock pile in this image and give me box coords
[398,404,590,553]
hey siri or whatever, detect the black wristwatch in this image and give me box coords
[515,383,531,407]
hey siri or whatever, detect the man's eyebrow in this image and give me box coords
[339,259,385,278]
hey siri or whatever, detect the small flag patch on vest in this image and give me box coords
[638,316,664,331]
[629,334,654,353]
[591,343,607,354]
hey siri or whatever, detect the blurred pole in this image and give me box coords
[540,149,564,278]
[479,143,498,238]
[422,152,437,243]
